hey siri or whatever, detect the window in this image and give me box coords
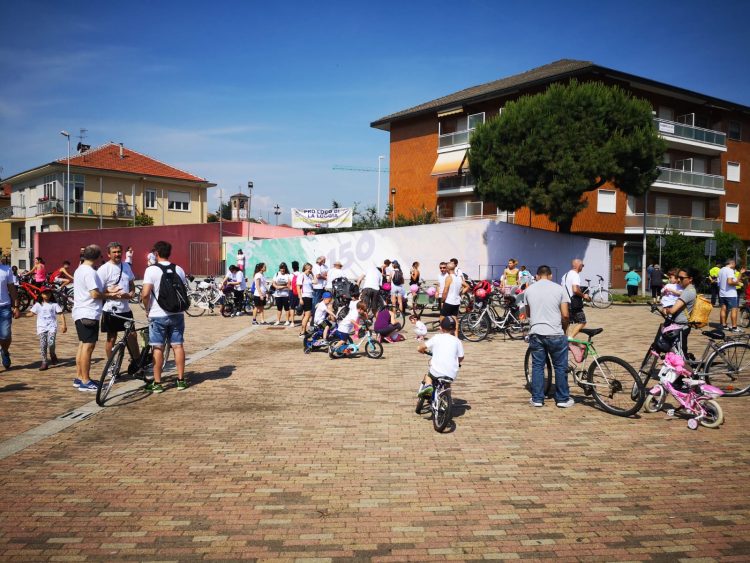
[43,174,57,199]
[168,191,190,211]
[468,112,485,129]
[728,120,742,141]
[144,189,157,209]
[18,227,26,248]
[41,225,50,232]
[597,190,616,214]
[18,259,26,270]
[726,203,739,223]
[727,162,741,182]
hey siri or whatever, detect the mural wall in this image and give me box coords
[227,220,611,285]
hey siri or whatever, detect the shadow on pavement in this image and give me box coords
[189,364,235,385]
[0,382,32,393]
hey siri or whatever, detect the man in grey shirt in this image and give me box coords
[524,265,573,408]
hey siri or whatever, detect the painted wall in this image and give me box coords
[36,221,304,279]
[227,220,611,287]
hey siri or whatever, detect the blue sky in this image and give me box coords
[1,0,748,223]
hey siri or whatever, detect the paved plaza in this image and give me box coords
[1,305,749,561]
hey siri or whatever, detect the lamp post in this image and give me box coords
[60,131,70,231]
[641,190,648,296]
[246,181,253,240]
[377,155,384,216]
[273,204,281,226]
[390,188,396,228]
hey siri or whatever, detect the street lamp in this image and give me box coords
[60,131,70,231]
[390,188,396,228]
[273,204,281,226]
[247,181,254,220]
[377,155,384,216]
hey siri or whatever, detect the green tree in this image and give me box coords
[713,230,745,264]
[134,213,154,226]
[469,80,666,232]
[647,230,707,275]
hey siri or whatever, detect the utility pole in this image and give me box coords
[273,204,281,226]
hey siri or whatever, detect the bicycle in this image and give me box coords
[642,351,724,429]
[582,275,612,309]
[740,301,750,329]
[524,327,645,417]
[458,294,527,342]
[638,305,750,397]
[16,275,71,312]
[328,326,384,359]
[219,288,252,317]
[96,312,171,406]
[185,276,222,317]
[414,352,454,433]
[303,322,335,354]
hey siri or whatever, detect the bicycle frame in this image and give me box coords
[567,336,617,392]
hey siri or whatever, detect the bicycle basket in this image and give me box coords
[568,342,586,363]
[688,295,712,328]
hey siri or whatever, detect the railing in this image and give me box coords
[438,174,475,192]
[438,212,515,224]
[625,214,721,233]
[438,128,473,148]
[0,206,26,219]
[654,118,726,147]
[656,167,724,191]
[2,201,134,220]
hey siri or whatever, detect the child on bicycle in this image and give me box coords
[330,300,367,355]
[30,288,67,370]
[416,316,464,398]
[313,291,336,341]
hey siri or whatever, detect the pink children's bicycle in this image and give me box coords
[643,352,724,429]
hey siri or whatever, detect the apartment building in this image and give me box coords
[1,142,215,269]
[371,59,749,287]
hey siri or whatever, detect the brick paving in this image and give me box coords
[0,305,749,561]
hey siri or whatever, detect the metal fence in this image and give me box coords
[189,242,224,277]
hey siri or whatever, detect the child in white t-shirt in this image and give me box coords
[660,269,683,310]
[410,315,427,341]
[416,317,464,397]
[30,288,67,370]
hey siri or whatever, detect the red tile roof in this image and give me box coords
[56,142,209,183]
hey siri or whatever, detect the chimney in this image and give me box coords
[119,143,124,159]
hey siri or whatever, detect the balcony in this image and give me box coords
[652,166,725,196]
[437,173,475,196]
[624,213,721,236]
[437,201,515,224]
[654,118,727,155]
[438,129,473,149]
[1,200,134,221]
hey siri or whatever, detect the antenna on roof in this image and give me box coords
[76,128,90,155]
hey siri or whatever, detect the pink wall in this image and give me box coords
[37,221,304,279]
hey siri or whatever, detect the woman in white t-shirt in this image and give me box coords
[272,262,293,326]
[298,262,315,336]
[252,262,268,325]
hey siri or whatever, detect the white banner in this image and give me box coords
[291,208,353,229]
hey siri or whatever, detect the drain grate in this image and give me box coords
[58,410,96,421]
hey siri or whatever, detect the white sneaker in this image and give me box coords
[529,398,543,407]
[556,398,575,408]
[274,321,281,326]
[285,321,291,326]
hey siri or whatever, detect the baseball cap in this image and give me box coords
[322,291,332,299]
[440,317,456,331]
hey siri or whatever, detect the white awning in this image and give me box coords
[431,150,468,177]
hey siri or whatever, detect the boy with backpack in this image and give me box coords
[141,240,190,393]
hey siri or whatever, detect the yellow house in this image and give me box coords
[0,185,11,263]
[0,142,215,269]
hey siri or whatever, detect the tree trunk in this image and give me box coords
[557,218,573,233]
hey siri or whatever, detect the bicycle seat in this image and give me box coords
[578,327,603,337]
[584,278,591,284]
[701,328,725,340]
[682,378,704,387]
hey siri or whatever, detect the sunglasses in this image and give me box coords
[678,275,690,280]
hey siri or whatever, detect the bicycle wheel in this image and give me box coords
[703,342,750,396]
[642,394,662,413]
[459,295,472,314]
[97,342,125,406]
[505,317,528,340]
[524,347,552,396]
[697,398,723,428]
[129,284,142,304]
[591,289,613,309]
[220,300,234,318]
[432,387,452,432]
[162,336,171,369]
[17,288,31,312]
[265,294,275,310]
[365,339,383,359]
[185,291,207,317]
[587,356,644,417]
[458,312,490,342]
[415,396,427,414]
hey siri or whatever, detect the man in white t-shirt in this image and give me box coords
[358,263,382,315]
[416,316,464,398]
[325,260,345,292]
[98,242,139,363]
[0,262,20,370]
[436,261,448,308]
[562,259,589,338]
[141,240,189,393]
[72,245,105,392]
[311,256,328,309]
[718,258,741,332]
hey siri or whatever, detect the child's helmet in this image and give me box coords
[474,288,487,300]
[426,286,437,297]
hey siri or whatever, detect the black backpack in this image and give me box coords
[392,269,404,285]
[155,263,190,313]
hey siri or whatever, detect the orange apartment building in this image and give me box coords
[371,60,750,287]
